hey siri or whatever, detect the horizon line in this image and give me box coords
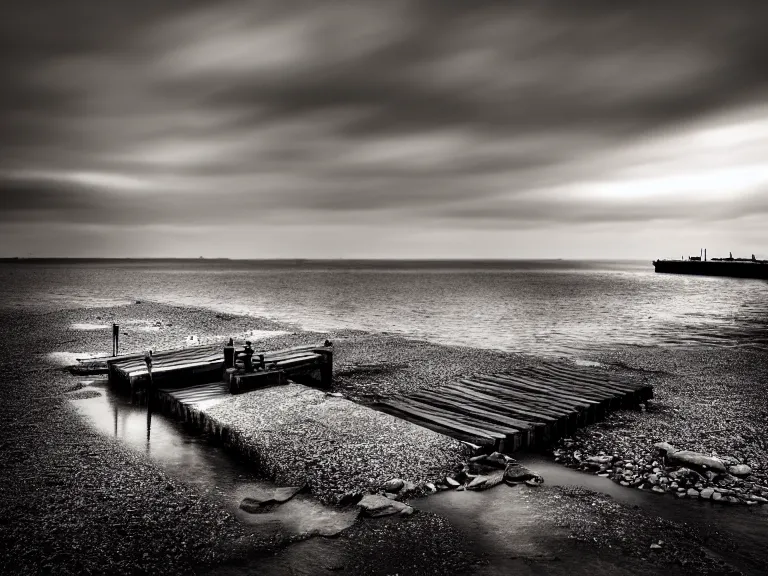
[0,256,652,262]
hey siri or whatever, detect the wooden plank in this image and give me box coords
[126,359,223,377]
[520,368,634,406]
[459,378,580,417]
[434,385,561,441]
[394,398,510,440]
[451,382,561,426]
[484,373,602,408]
[455,379,579,433]
[409,392,537,447]
[483,374,606,421]
[496,370,618,403]
[395,397,516,451]
[374,401,498,448]
[536,363,641,392]
[521,365,632,396]
[531,365,639,395]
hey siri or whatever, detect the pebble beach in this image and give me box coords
[2,300,768,575]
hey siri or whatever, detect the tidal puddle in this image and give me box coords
[416,454,768,576]
[70,383,358,540]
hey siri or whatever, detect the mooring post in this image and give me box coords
[223,337,235,369]
[144,350,153,409]
[112,323,119,356]
[315,341,334,388]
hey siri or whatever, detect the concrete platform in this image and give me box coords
[157,383,471,503]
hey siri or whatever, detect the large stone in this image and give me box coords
[728,464,752,477]
[445,476,460,487]
[504,463,537,483]
[381,478,404,492]
[687,488,700,499]
[239,485,304,513]
[467,475,489,489]
[358,494,412,517]
[467,469,505,491]
[484,452,511,469]
[700,488,715,499]
[668,451,727,474]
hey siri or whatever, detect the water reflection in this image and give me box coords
[71,385,358,539]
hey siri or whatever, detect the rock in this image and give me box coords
[467,475,489,490]
[468,470,505,491]
[587,455,613,465]
[239,485,304,512]
[383,492,399,500]
[445,476,460,488]
[504,463,537,483]
[654,442,676,455]
[399,505,415,516]
[425,482,437,493]
[687,488,700,498]
[751,496,768,504]
[728,465,752,477]
[336,492,363,507]
[712,492,722,501]
[485,452,512,467]
[525,477,544,487]
[652,486,665,494]
[381,478,404,492]
[648,474,659,485]
[719,455,740,466]
[668,451,726,474]
[700,488,715,499]
[650,543,662,550]
[358,495,412,517]
[399,480,417,494]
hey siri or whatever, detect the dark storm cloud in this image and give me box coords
[2,0,768,244]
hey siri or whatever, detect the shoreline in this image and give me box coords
[2,300,767,574]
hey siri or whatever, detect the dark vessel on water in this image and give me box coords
[653,249,768,279]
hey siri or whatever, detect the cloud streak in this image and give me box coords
[1,0,768,256]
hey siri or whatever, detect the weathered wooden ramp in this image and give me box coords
[373,362,652,454]
[106,343,332,392]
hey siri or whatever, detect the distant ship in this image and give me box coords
[653,249,768,279]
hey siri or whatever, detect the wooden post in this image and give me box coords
[112,324,119,356]
[223,338,235,369]
[144,351,153,409]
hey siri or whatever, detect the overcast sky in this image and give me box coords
[2,0,767,258]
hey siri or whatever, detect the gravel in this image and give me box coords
[204,384,471,504]
[548,344,768,506]
[4,300,765,575]
[0,304,287,575]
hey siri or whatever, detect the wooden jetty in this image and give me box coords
[104,341,333,396]
[373,363,652,454]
